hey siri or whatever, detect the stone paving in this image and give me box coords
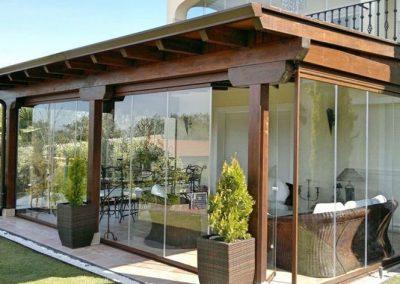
[0,216,199,284]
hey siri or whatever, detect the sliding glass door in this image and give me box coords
[16,101,89,225]
[100,87,211,268]
[297,79,400,282]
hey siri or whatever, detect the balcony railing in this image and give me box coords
[307,0,398,42]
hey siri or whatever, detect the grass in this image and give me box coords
[386,276,400,284]
[0,237,113,284]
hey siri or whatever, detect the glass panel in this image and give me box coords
[16,101,89,225]
[336,86,367,273]
[368,92,400,263]
[100,88,212,267]
[267,83,294,282]
[298,79,336,282]
[164,88,211,266]
[100,94,167,256]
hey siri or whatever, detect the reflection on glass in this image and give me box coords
[100,88,211,267]
[16,101,89,225]
[298,80,336,282]
[368,92,400,263]
[267,83,294,282]
[298,79,400,282]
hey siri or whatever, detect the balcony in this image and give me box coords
[307,0,399,42]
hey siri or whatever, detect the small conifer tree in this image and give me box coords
[64,156,87,207]
[209,156,254,243]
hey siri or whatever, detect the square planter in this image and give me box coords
[57,203,97,249]
[197,236,255,284]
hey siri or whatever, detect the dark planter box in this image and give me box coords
[197,236,255,284]
[57,203,97,249]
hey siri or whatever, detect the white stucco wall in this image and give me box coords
[167,0,367,23]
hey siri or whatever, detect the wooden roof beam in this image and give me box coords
[90,54,133,67]
[120,46,164,62]
[200,27,248,48]
[65,60,106,72]
[24,69,63,79]
[0,81,16,89]
[44,65,84,77]
[156,38,203,55]
[8,73,42,84]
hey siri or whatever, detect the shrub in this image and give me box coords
[64,156,87,207]
[208,157,254,243]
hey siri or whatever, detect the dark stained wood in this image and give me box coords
[115,72,227,95]
[90,54,133,68]
[65,60,106,72]
[24,69,63,79]
[44,65,84,77]
[259,7,400,59]
[303,43,400,85]
[4,100,18,209]
[156,38,203,55]
[81,85,111,230]
[0,83,16,90]
[248,84,268,284]
[0,3,261,77]
[22,91,80,106]
[7,37,307,98]
[120,46,164,62]
[0,100,5,209]
[86,99,103,229]
[229,61,294,86]
[292,70,301,284]
[199,27,248,48]
[8,74,42,84]
[298,65,400,95]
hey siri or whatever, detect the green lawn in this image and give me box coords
[0,237,113,284]
[386,276,400,284]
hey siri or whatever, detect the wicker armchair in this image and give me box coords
[268,200,398,278]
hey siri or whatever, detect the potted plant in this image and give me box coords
[197,157,255,284]
[57,155,97,248]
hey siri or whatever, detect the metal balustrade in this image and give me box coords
[307,0,399,42]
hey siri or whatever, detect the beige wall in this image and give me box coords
[167,0,369,23]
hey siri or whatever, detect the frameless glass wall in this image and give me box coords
[297,79,400,282]
[267,83,295,282]
[100,88,211,267]
[16,101,89,225]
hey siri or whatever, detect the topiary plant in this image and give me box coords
[64,155,87,207]
[209,156,254,243]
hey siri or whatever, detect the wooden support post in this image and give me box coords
[4,100,18,215]
[80,86,109,235]
[87,100,103,212]
[0,102,6,210]
[248,84,269,284]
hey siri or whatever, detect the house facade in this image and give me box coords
[1,2,400,283]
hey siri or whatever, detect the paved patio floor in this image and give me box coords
[0,216,199,284]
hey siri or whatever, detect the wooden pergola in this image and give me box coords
[1,3,400,283]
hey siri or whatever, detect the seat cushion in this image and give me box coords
[345,195,387,209]
[313,202,345,214]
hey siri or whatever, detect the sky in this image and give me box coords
[0,0,171,68]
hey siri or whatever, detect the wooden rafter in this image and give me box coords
[120,46,164,62]
[44,65,84,77]
[8,73,42,84]
[24,69,63,79]
[200,27,248,48]
[65,60,106,72]
[90,54,133,67]
[156,38,203,55]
